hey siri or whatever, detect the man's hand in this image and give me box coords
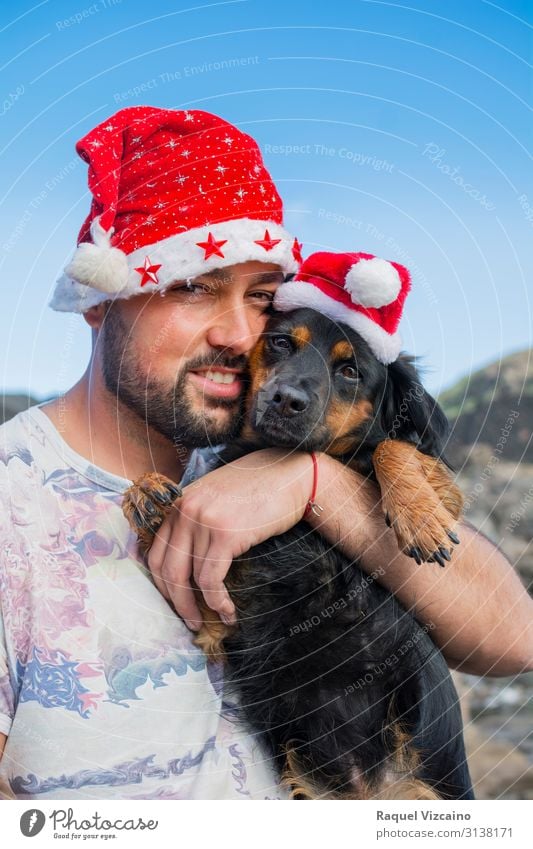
[147,449,313,630]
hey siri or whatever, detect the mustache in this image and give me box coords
[184,352,249,373]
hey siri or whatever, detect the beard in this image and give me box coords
[101,304,248,449]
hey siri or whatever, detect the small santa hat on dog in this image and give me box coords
[273,251,411,364]
[51,106,302,313]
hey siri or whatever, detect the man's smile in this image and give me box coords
[188,366,244,400]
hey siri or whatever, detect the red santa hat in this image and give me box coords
[273,251,411,364]
[50,106,302,313]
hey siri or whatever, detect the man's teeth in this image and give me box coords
[205,370,237,384]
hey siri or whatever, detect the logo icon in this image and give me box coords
[20,809,46,837]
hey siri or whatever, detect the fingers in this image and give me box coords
[145,493,237,630]
[148,511,202,630]
[163,532,203,630]
[192,539,235,624]
[147,518,173,601]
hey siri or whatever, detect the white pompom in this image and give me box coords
[345,257,401,308]
[64,217,129,294]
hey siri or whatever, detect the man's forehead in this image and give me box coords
[191,266,285,285]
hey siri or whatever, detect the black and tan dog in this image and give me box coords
[123,306,472,800]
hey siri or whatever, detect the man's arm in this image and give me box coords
[0,733,6,761]
[148,447,533,676]
[308,453,533,676]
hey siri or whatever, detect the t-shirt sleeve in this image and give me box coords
[0,609,14,736]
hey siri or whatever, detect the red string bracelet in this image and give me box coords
[303,451,323,519]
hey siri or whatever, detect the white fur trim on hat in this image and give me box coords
[51,218,298,313]
[345,257,401,308]
[273,281,402,364]
[64,218,129,295]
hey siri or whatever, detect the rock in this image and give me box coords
[440,349,533,465]
[439,349,533,588]
[1,393,39,424]
[464,725,533,800]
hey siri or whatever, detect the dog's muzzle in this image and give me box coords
[270,382,310,417]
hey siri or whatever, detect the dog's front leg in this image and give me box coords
[372,440,463,565]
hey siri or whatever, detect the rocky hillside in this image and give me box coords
[439,349,533,590]
[437,350,533,799]
[440,348,533,465]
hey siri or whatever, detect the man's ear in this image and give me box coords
[83,302,109,330]
[379,354,450,462]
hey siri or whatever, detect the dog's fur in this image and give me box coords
[123,307,472,800]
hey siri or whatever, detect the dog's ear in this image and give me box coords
[379,355,450,461]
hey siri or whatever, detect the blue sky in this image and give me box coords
[1,0,531,397]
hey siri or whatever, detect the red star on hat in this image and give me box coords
[135,256,162,287]
[292,238,303,264]
[196,232,228,260]
[254,229,282,252]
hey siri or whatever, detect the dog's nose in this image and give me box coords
[270,383,310,416]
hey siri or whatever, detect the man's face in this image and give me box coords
[98,261,285,449]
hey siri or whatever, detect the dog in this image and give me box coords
[123,305,472,800]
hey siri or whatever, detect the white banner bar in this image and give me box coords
[0,799,530,848]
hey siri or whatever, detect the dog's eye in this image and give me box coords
[270,335,292,350]
[338,364,359,381]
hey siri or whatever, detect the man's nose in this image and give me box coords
[205,305,257,356]
[270,382,311,417]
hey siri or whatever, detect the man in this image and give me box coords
[0,107,531,801]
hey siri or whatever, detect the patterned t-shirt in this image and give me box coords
[0,406,286,800]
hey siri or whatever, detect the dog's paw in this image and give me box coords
[384,501,461,566]
[374,440,463,566]
[122,472,182,551]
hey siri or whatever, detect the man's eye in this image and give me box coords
[249,291,275,303]
[169,282,210,296]
[270,335,292,350]
[338,364,359,381]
